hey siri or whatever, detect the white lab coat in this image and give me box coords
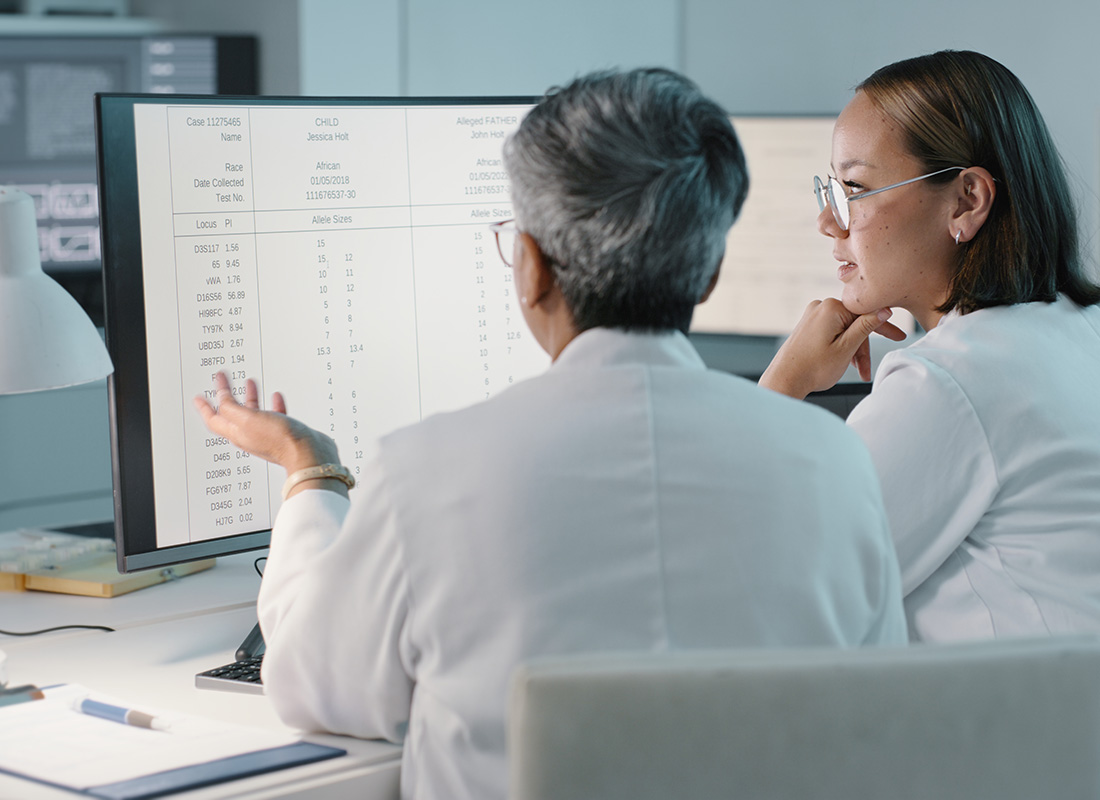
[848,295,1100,642]
[258,327,906,800]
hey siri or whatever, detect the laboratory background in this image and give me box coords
[1,0,1097,531]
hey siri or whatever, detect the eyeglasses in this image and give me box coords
[814,166,966,230]
[489,218,519,267]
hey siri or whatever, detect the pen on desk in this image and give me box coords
[0,686,44,707]
[73,697,171,731]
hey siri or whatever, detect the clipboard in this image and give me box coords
[0,684,346,799]
[83,742,345,800]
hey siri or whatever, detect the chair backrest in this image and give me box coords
[508,637,1100,800]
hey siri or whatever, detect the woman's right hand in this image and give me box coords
[192,372,341,476]
[758,298,908,400]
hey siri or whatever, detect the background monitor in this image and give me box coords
[805,381,873,419]
[690,114,915,352]
[96,92,547,573]
[0,34,257,324]
[691,115,837,337]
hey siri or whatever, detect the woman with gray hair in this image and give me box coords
[196,67,906,800]
[500,67,746,337]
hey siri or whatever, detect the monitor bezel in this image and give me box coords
[96,92,538,572]
[0,33,258,328]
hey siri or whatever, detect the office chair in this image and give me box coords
[508,637,1100,800]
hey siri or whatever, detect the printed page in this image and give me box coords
[0,684,298,789]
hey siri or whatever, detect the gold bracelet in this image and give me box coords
[281,463,356,500]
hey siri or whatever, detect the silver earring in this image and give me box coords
[955,230,962,245]
[521,296,528,305]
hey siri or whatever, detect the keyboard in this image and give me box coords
[195,655,265,694]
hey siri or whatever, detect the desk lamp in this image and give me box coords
[0,186,112,394]
[0,186,113,684]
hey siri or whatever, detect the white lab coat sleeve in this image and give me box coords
[861,499,909,645]
[847,352,1000,596]
[257,440,414,742]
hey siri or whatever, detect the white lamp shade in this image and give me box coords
[0,186,113,394]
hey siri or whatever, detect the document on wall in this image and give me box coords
[0,683,344,799]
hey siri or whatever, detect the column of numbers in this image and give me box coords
[502,266,526,386]
[179,230,267,537]
[472,229,493,398]
[222,238,261,529]
[340,242,367,479]
[482,227,528,396]
[310,233,368,479]
[313,235,338,440]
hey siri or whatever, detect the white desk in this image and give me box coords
[0,552,402,799]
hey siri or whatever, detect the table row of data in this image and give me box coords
[172,204,513,237]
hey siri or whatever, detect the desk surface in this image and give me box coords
[0,552,402,799]
[3,548,267,635]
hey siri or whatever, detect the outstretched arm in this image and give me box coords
[193,372,347,499]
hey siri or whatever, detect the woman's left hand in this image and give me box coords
[758,298,908,399]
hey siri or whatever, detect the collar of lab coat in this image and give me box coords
[551,327,706,372]
[922,293,1075,344]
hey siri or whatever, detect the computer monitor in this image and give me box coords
[805,381,873,420]
[691,115,837,337]
[95,93,548,573]
[0,34,257,323]
[691,114,915,362]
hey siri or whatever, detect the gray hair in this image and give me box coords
[503,68,749,333]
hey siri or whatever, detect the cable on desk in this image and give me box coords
[0,624,115,636]
[253,556,266,578]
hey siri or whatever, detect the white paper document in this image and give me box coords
[0,683,299,789]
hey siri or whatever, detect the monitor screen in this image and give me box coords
[0,34,257,322]
[96,93,549,572]
[691,115,837,337]
[690,114,916,340]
